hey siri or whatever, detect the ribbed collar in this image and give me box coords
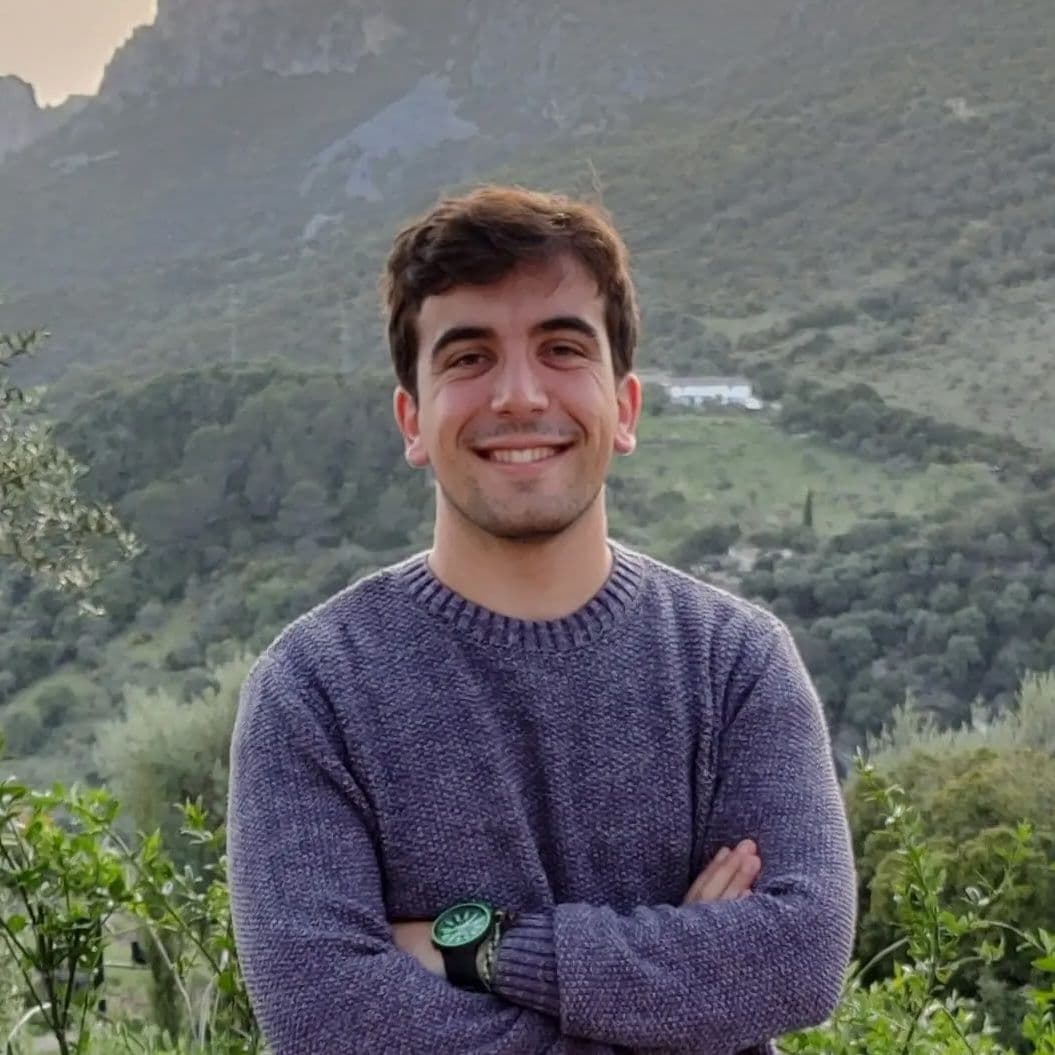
[394,540,645,653]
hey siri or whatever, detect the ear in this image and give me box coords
[393,386,430,468]
[613,372,643,456]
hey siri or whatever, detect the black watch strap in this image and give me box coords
[440,939,487,992]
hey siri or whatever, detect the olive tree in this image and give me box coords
[1,328,139,602]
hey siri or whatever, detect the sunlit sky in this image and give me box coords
[1,0,157,106]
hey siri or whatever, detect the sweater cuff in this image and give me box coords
[492,911,561,1018]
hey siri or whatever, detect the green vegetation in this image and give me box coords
[0,314,1050,1054]
[0,773,258,1054]
[835,675,1055,1048]
[1,329,138,595]
[774,377,1055,490]
[4,686,1055,1052]
[738,492,1055,760]
[610,410,1006,558]
[2,0,1055,1046]
[0,349,1051,789]
[2,0,1054,456]
[5,354,1043,785]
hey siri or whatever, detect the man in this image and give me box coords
[228,185,857,1054]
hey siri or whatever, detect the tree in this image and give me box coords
[643,380,671,415]
[847,743,1055,1047]
[847,673,1055,1048]
[673,521,741,567]
[275,478,335,543]
[1,328,139,600]
[943,631,983,687]
[93,652,254,1039]
[829,623,878,675]
[94,652,252,851]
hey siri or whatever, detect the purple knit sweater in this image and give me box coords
[228,541,857,1054]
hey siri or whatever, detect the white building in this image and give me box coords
[642,373,763,411]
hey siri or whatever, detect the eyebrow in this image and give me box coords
[430,315,600,361]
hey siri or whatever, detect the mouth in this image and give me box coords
[474,443,573,466]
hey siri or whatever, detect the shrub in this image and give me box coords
[0,747,1051,1054]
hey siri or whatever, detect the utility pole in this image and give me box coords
[228,287,241,363]
[339,294,353,378]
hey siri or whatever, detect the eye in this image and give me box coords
[449,351,486,369]
[549,343,583,358]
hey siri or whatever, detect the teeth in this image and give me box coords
[489,447,562,464]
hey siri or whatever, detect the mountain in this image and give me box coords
[0,1,804,294]
[2,0,1054,790]
[0,75,88,159]
[0,76,72,158]
[0,76,41,158]
[98,0,787,113]
[0,0,1052,450]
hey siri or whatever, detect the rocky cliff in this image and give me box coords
[0,76,89,161]
[98,0,792,130]
[101,0,403,96]
[0,76,46,158]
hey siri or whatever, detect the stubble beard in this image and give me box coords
[437,474,605,543]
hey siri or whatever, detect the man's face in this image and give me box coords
[394,253,641,542]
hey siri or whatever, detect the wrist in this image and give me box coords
[475,934,493,989]
[431,902,515,993]
[476,912,560,1018]
[476,918,504,992]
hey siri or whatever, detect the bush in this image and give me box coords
[783,760,1055,1054]
[34,684,80,728]
[0,703,46,755]
[0,770,259,1054]
[674,522,741,566]
[0,752,1050,1053]
[94,654,252,857]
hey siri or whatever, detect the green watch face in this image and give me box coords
[432,901,494,949]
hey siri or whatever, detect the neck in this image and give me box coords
[427,494,614,621]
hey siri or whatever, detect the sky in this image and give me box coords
[0,0,157,105]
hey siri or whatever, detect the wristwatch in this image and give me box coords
[431,901,515,993]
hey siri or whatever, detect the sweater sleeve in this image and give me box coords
[227,645,619,1055]
[491,621,858,1053]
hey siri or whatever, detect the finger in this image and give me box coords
[682,847,732,904]
[683,842,761,904]
[707,853,760,902]
[721,852,762,900]
[684,846,757,904]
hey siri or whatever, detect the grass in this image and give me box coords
[854,277,1055,451]
[609,409,1007,559]
[713,274,1055,454]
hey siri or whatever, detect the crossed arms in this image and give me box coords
[227,625,857,1054]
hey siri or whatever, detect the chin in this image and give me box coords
[440,479,603,542]
[487,522,574,543]
[476,500,598,542]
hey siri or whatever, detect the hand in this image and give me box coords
[391,920,447,978]
[391,839,762,975]
[682,839,761,905]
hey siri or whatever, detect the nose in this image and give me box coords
[490,354,548,416]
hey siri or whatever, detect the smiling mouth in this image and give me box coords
[478,445,571,464]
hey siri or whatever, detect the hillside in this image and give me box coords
[0,358,1018,785]
[0,0,799,294]
[2,0,1054,784]
[1,0,1052,449]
